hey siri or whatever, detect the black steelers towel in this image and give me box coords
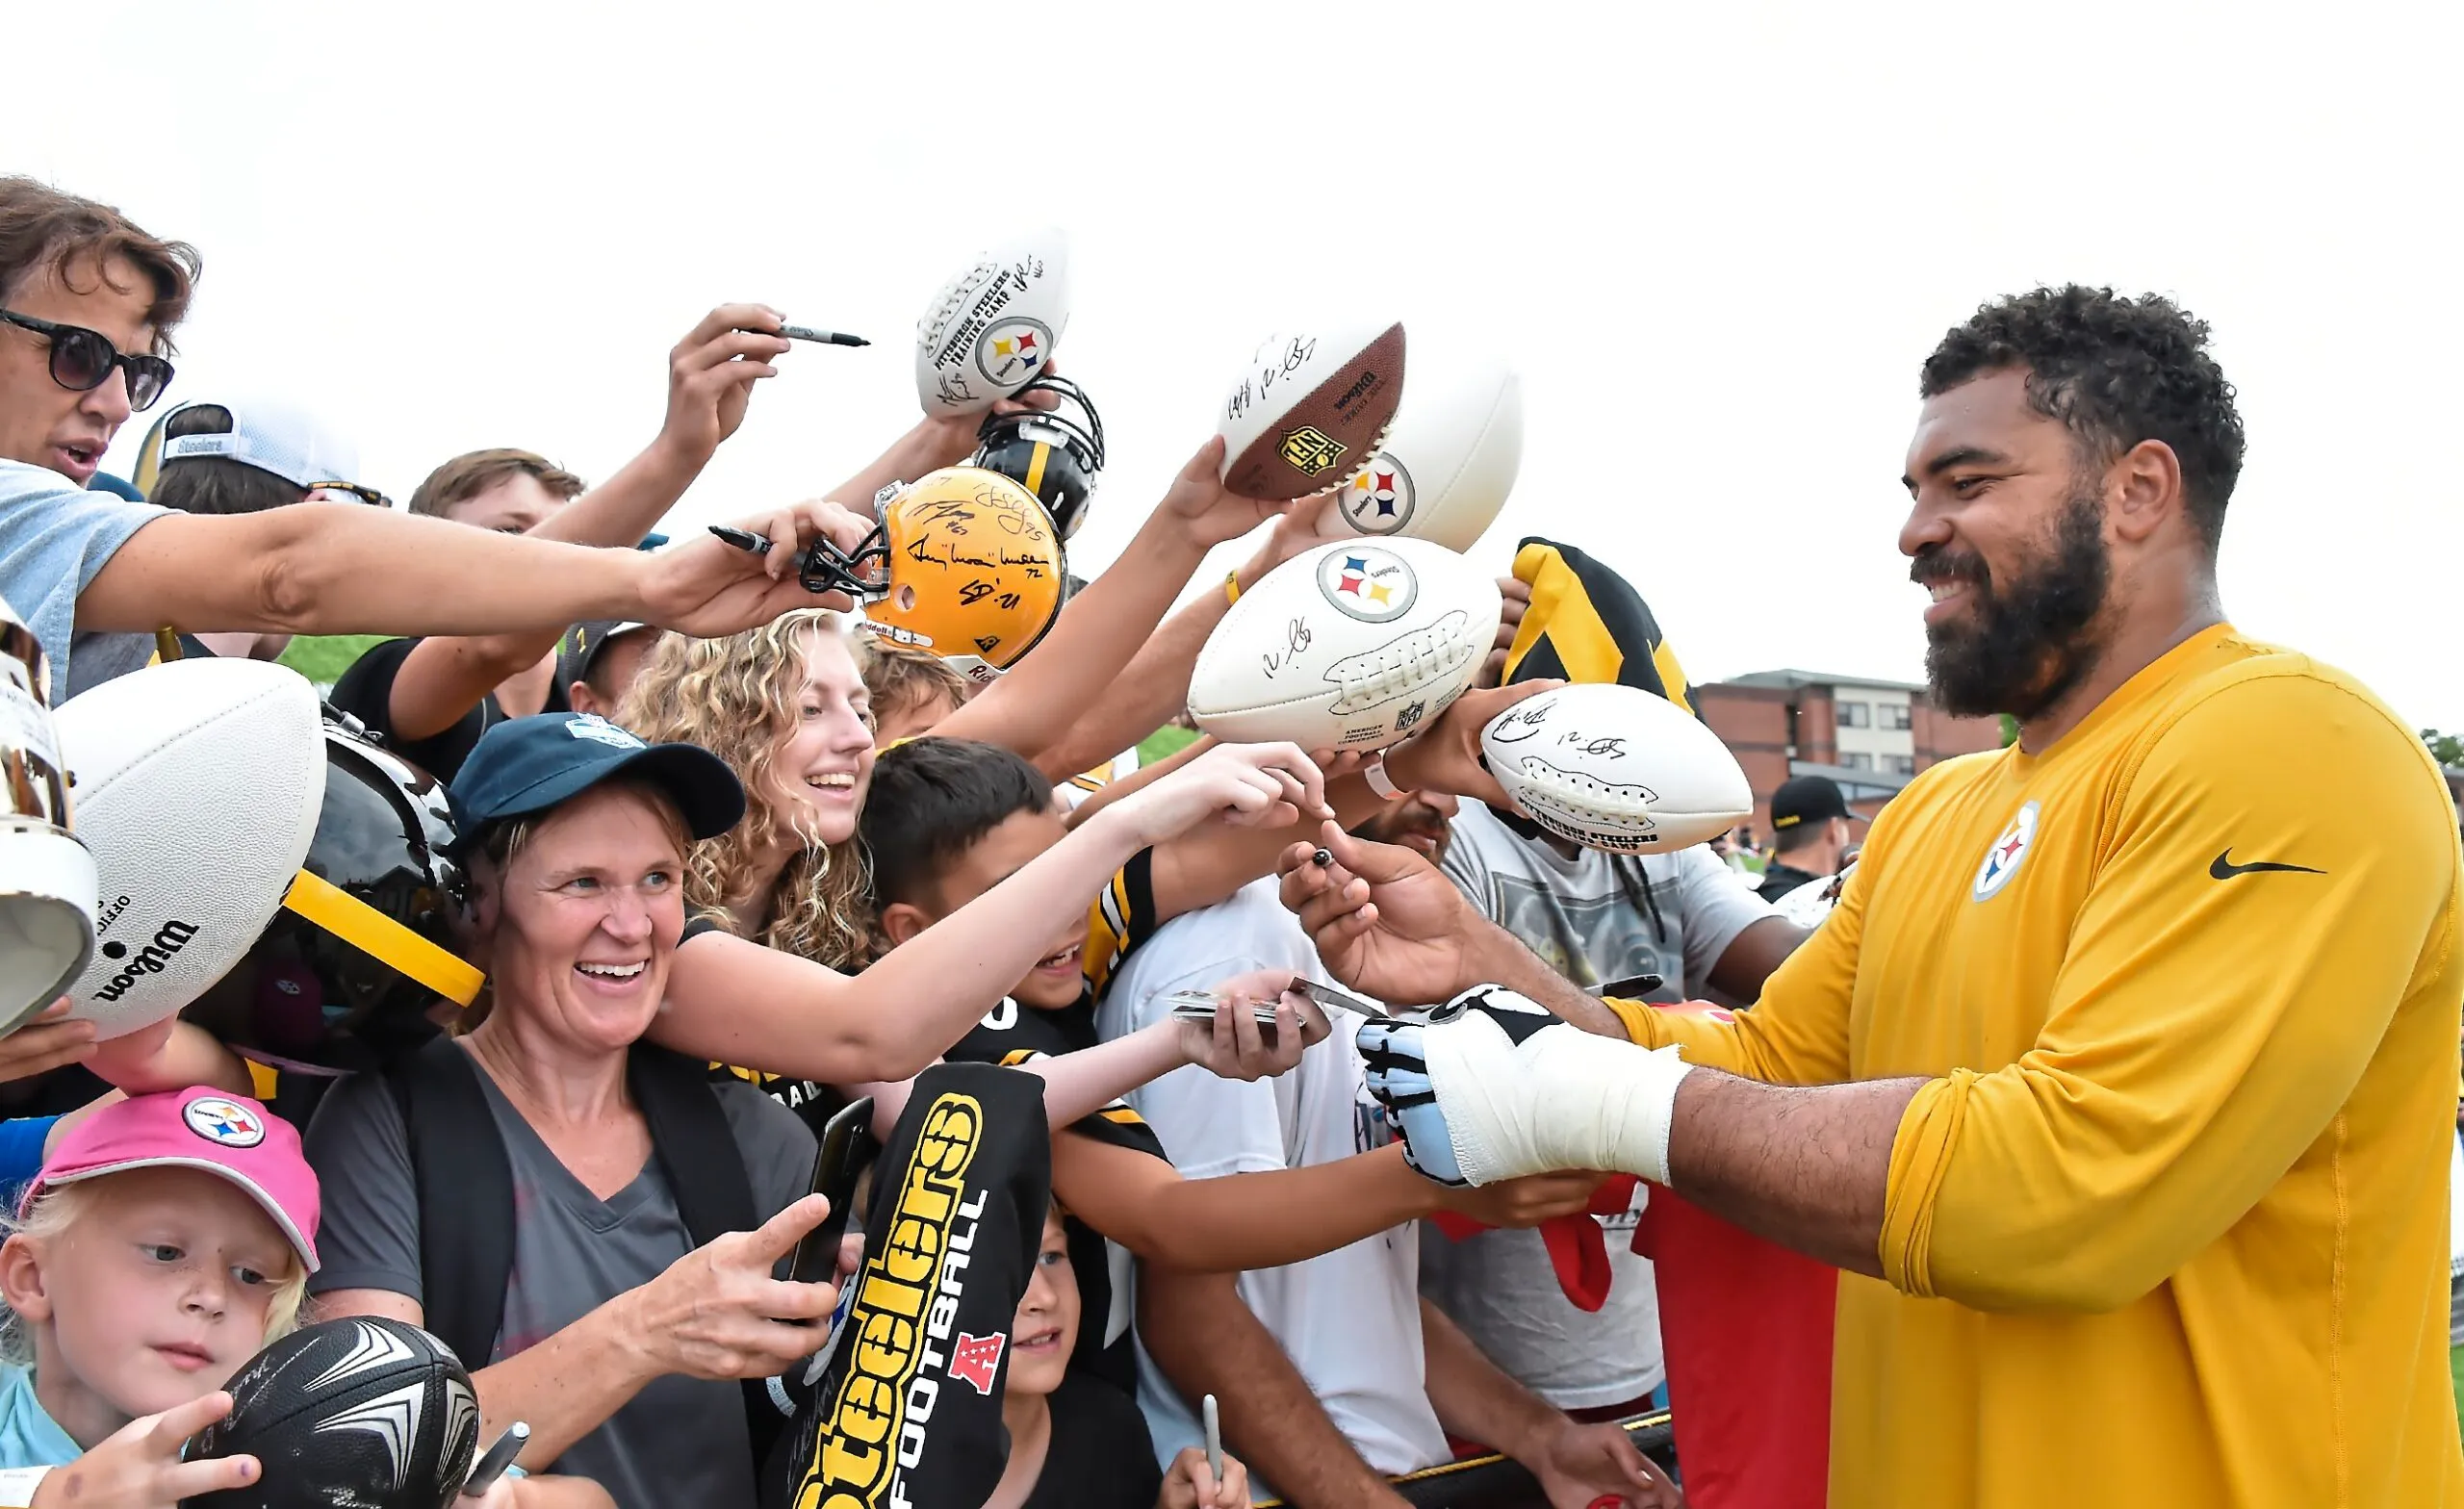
[766,1061,1052,1509]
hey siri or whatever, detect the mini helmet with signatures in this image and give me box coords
[970,374,1106,542]
[799,466,1067,682]
[178,715,478,1077]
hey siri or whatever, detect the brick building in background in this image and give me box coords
[1693,670,2005,837]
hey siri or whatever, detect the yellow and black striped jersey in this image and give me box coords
[1080,847,1157,1002]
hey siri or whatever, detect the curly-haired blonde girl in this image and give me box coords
[617,608,877,967]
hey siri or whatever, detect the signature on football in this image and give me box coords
[1260,618,1313,679]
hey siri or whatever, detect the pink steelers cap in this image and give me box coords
[22,1087,321,1273]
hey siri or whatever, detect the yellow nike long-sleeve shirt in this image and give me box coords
[1607,626,2464,1508]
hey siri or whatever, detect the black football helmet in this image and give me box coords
[972,374,1106,541]
[180,718,475,1074]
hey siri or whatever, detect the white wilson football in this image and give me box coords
[1216,322,1406,499]
[1481,682,1752,854]
[1189,538,1501,752]
[913,228,1072,417]
[1326,348,1523,552]
[53,658,326,1038]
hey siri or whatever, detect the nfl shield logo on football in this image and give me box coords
[1278,423,1348,477]
[1340,454,1416,534]
[1972,800,2040,902]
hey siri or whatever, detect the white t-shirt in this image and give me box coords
[1095,878,1450,1479]
[1421,804,1778,1409]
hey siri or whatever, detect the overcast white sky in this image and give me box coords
[17,1,2461,729]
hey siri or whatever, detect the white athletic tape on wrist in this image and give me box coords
[1419,987,1693,1186]
[0,1466,52,1506]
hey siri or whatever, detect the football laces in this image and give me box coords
[1328,613,1476,714]
[1511,756,1659,836]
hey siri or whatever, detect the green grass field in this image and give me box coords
[276,634,388,688]
[1136,725,1199,765]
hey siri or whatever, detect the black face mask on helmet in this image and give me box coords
[971,374,1106,542]
[180,717,478,1075]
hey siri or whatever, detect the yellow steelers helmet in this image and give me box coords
[855,467,1066,677]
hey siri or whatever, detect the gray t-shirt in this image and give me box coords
[0,459,164,703]
[304,1058,817,1509]
[1422,804,1776,1409]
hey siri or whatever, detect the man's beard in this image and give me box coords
[1916,484,2113,722]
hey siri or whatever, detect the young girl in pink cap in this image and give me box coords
[0,1086,317,1505]
[0,1089,613,1509]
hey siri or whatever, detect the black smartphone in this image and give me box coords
[788,1096,880,1288]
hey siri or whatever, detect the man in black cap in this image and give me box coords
[1757,775,1856,904]
[558,619,664,719]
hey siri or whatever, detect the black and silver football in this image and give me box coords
[184,1316,481,1509]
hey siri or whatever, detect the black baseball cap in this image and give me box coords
[1770,775,1853,831]
[555,620,657,691]
[450,713,743,841]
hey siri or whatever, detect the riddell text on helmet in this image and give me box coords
[803,1093,989,1509]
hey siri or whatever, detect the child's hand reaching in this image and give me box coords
[30,1392,257,1508]
[1173,969,1329,1082]
[1109,742,1328,848]
[1157,1445,1250,1509]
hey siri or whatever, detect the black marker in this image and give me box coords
[779,323,869,347]
[710,524,773,556]
[1312,847,1334,868]
[1593,974,1664,999]
[462,1421,529,1497]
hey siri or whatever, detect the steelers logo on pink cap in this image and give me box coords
[182,1093,267,1149]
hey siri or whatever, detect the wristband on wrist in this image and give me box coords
[1363,749,1404,801]
[1224,570,1244,606]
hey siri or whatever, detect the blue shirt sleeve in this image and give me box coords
[0,458,167,703]
[0,1116,62,1204]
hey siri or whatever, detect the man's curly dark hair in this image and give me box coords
[1920,285,2246,552]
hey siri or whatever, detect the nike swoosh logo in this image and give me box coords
[2211,850,2325,880]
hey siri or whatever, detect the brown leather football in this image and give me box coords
[1218,322,1407,499]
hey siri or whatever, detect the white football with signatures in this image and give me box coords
[913,228,1072,416]
[1480,682,1752,853]
[1188,538,1501,753]
[1325,347,1522,552]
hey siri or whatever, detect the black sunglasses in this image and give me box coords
[0,309,175,411]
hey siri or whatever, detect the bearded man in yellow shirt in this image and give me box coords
[1282,286,2464,1508]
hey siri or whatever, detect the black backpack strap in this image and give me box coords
[383,1036,514,1372]
[627,1044,779,1464]
[629,1044,759,1241]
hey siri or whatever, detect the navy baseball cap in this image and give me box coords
[450,713,743,841]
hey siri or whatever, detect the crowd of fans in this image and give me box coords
[9,168,2459,1509]
[0,176,1703,1509]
